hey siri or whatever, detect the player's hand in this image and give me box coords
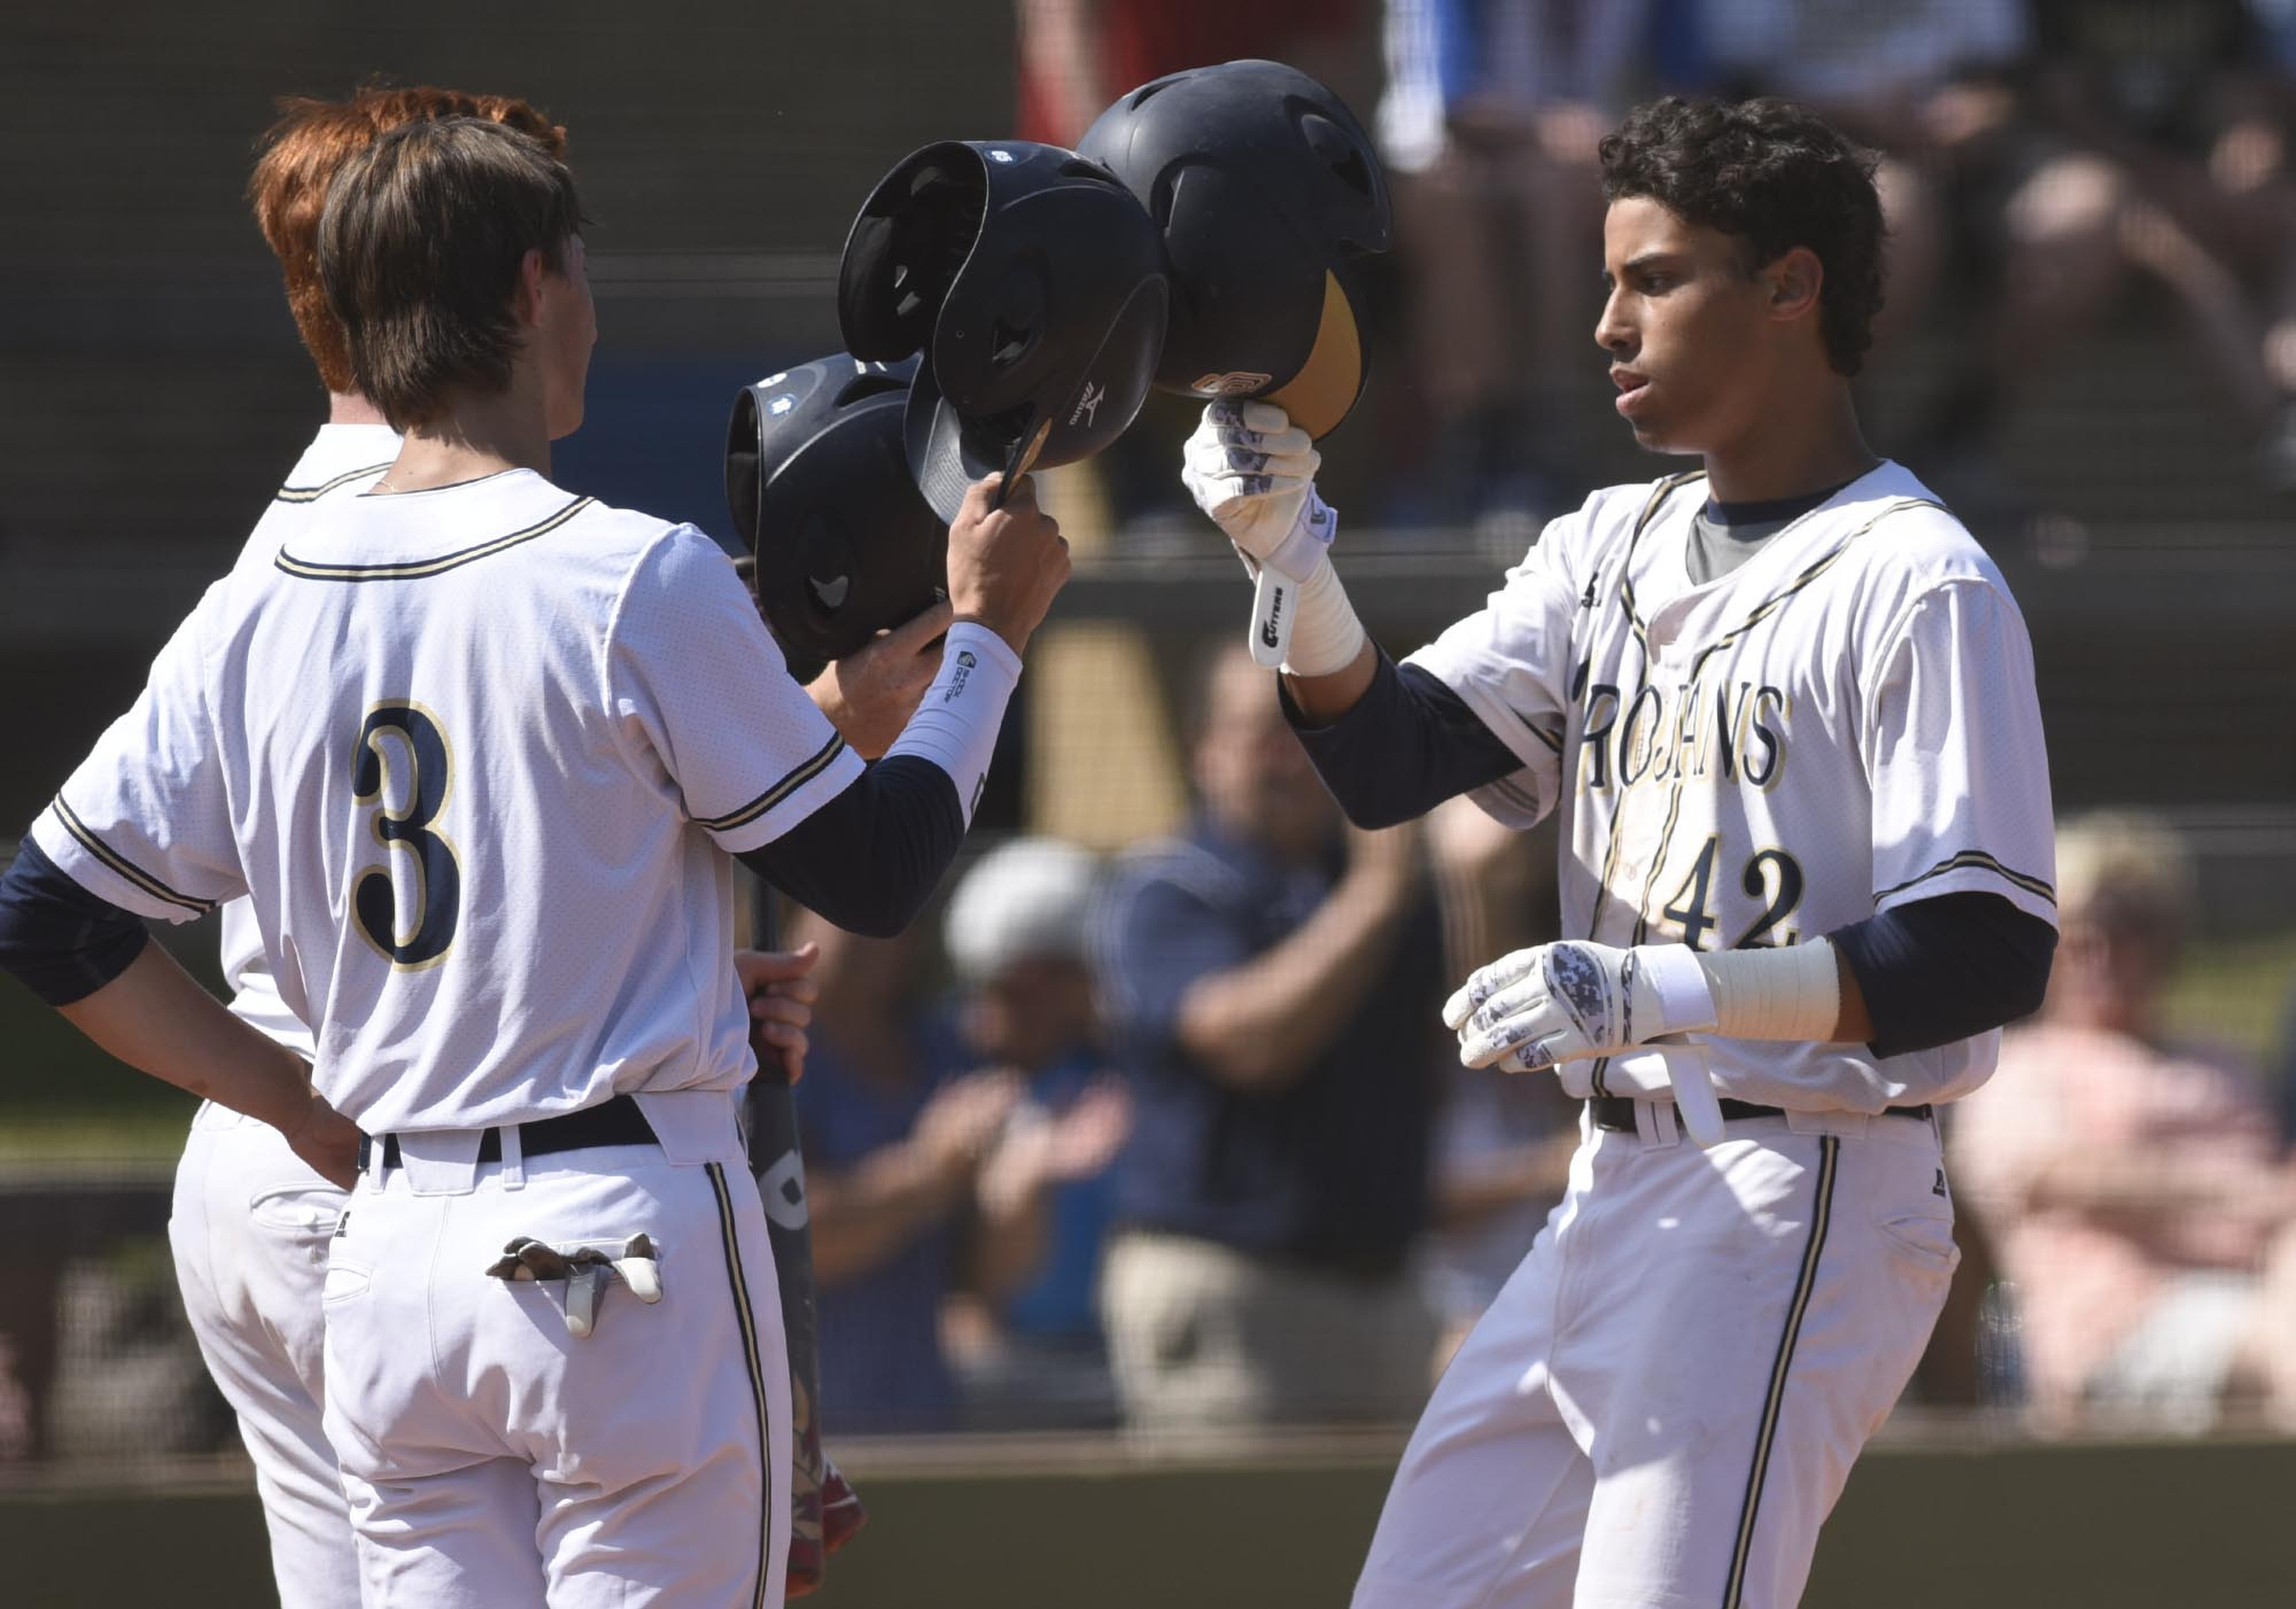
[282,1091,363,1190]
[807,601,953,759]
[738,943,820,1085]
[1446,940,1719,1072]
[1181,399,1337,579]
[946,474,1070,655]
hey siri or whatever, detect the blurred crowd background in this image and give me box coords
[5,0,2296,1480]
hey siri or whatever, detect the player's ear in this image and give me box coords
[514,248,549,328]
[1763,247,1823,325]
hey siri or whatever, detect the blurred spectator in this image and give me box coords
[1015,0,1361,148]
[1377,0,1658,533]
[1091,643,1446,1431]
[938,838,1133,1430]
[1418,797,1575,1364]
[794,845,1129,1435]
[1950,811,2296,1432]
[1699,0,2030,360]
[1914,0,2296,491]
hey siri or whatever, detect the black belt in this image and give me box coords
[358,1094,658,1173]
[1587,1095,1932,1134]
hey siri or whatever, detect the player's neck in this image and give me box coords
[379,386,552,493]
[326,391,390,429]
[1699,385,1877,505]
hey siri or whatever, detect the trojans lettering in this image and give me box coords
[1579,676,1790,792]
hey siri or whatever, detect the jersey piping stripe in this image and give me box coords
[1582,473,1703,949]
[707,1160,775,1609]
[1723,1134,1840,1609]
[273,462,394,503]
[1875,848,2056,907]
[49,796,217,915]
[693,734,849,832]
[273,495,595,581]
[1683,499,1946,684]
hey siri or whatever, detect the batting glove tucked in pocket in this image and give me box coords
[1446,940,1719,1072]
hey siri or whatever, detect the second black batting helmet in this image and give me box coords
[726,354,946,665]
[1077,59,1391,438]
[838,140,1169,521]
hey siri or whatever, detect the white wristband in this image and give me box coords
[1276,553,1368,678]
[883,622,1021,827]
[1693,937,1844,1042]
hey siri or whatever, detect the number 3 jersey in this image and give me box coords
[1406,461,2057,1113]
[31,466,863,1134]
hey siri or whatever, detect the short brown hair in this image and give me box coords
[250,87,566,395]
[319,118,585,430]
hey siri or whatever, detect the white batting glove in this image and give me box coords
[1445,941,1720,1072]
[1181,399,1337,581]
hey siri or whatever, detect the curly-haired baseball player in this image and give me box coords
[0,115,1064,1608]
[1182,97,2058,1608]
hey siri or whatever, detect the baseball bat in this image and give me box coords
[743,874,857,1596]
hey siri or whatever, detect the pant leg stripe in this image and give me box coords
[1722,1135,1840,1609]
[708,1160,774,1609]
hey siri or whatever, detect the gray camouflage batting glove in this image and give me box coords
[1181,399,1337,579]
[1446,940,1719,1072]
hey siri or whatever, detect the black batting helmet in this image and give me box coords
[725,354,946,665]
[838,140,1169,521]
[1077,59,1391,438]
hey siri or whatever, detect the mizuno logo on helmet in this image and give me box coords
[1070,381,1106,428]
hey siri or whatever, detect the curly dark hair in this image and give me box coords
[1600,97,1885,377]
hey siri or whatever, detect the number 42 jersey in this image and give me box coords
[1406,461,2058,1114]
[31,468,862,1134]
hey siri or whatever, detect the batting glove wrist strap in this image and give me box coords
[1692,937,1842,1042]
[883,622,1022,827]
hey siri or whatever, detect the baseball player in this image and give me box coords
[147,86,931,1609]
[1181,97,2058,1607]
[0,114,1065,1609]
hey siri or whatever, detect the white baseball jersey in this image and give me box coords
[216,423,399,1058]
[1408,461,2057,1113]
[32,465,861,1133]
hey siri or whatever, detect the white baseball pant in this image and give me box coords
[320,1095,791,1609]
[1353,1104,1956,1609]
[169,1101,361,1609]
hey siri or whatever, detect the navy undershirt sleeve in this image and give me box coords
[1830,892,2056,1059]
[0,837,150,1006]
[1282,650,1522,828]
[738,755,965,939]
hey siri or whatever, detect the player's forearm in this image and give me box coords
[1281,639,1380,725]
[1176,867,1417,1090]
[57,942,316,1135]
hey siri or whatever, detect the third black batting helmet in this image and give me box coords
[726,354,946,665]
[1078,59,1391,438]
[838,140,1169,521]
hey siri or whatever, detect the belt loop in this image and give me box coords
[355,1133,375,1175]
[498,1122,526,1190]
